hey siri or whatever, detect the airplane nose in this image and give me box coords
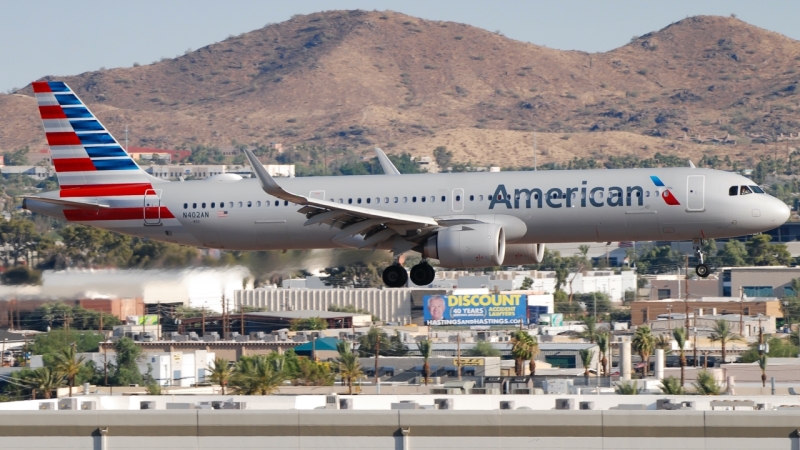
[769,198,791,225]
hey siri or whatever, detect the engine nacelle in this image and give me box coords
[423,224,506,268]
[502,243,546,265]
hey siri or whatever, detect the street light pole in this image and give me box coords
[1,338,7,368]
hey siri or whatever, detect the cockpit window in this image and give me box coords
[729,186,738,196]
[750,185,765,194]
[740,185,753,195]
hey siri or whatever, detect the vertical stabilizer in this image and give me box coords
[32,81,157,193]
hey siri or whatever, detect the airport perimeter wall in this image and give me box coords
[1,409,800,450]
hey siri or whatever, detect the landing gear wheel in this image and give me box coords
[410,262,436,286]
[695,264,710,278]
[382,264,409,288]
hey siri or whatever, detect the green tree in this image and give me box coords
[596,332,610,376]
[433,146,453,169]
[659,376,684,395]
[5,146,30,166]
[520,277,533,290]
[207,357,232,394]
[32,330,103,367]
[29,367,64,399]
[357,327,393,357]
[53,345,86,397]
[1,266,42,285]
[693,370,721,395]
[575,316,600,343]
[740,336,799,362]
[336,342,362,394]
[229,355,287,395]
[510,331,534,376]
[746,235,792,266]
[708,320,742,363]
[417,339,432,385]
[111,337,143,386]
[715,240,748,266]
[294,358,335,386]
[579,349,595,377]
[615,380,640,395]
[655,335,673,354]
[632,326,656,377]
[673,327,688,387]
[465,340,501,357]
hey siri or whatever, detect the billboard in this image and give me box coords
[423,294,528,326]
[126,315,159,325]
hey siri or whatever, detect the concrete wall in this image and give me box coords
[236,288,421,324]
[1,409,800,449]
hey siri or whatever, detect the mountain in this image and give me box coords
[2,10,799,168]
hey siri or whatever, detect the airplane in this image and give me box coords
[22,81,790,287]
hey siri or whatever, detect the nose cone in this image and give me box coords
[765,197,791,226]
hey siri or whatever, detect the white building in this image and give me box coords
[1,165,54,180]
[78,349,214,387]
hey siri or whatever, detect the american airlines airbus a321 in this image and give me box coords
[22,81,790,287]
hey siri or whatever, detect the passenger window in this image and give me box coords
[238,202,243,207]
[202,203,206,208]
[469,195,474,201]
[192,203,197,209]
[421,196,426,203]
[430,196,435,202]
[441,196,446,202]
[740,186,753,195]
[394,197,398,203]
[357,198,362,204]
[247,201,252,208]
[456,195,461,201]
[257,201,261,207]
[403,197,408,203]
[284,201,288,206]
[211,202,215,208]
[183,203,188,209]
[479,195,484,201]
[729,186,738,196]
[653,191,658,198]
[348,198,353,204]
[265,201,270,206]
[384,197,389,203]
[275,201,279,207]
[750,185,765,194]
[366,198,371,204]
[338,199,343,204]
[229,202,233,208]
[645,191,650,198]
[412,196,417,203]
[375,198,380,204]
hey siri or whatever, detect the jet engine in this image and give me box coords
[423,224,505,268]
[502,243,546,265]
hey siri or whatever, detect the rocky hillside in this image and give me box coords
[1,10,799,167]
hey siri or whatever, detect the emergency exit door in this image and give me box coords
[686,176,705,211]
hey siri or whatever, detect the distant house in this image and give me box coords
[127,147,191,163]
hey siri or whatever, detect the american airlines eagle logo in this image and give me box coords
[649,176,681,206]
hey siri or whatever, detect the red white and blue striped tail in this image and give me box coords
[32,80,159,195]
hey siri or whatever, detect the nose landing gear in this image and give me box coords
[694,239,710,278]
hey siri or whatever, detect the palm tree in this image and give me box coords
[229,355,286,395]
[30,367,65,399]
[758,354,768,388]
[336,343,363,395]
[576,316,599,343]
[659,376,684,395]
[672,327,688,387]
[615,380,639,395]
[207,357,232,395]
[417,339,432,385]
[510,331,533,376]
[596,332,610,377]
[654,335,673,354]
[528,335,540,377]
[632,326,655,377]
[579,349,594,377]
[693,370,721,395]
[53,345,86,397]
[709,320,743,363]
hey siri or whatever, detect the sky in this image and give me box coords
[1,0,799,93]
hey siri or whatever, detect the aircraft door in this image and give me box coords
[686,176,705,211]
[452,188,464,212]
[143,189,162,226]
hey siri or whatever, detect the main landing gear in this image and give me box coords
[382,261,436,288]
[693,239,710,278]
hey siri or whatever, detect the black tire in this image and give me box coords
[382,265,408,288]
[696,264,710,278]
[410,263,436,286]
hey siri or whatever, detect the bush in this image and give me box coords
[465,341,501,357]
[692,370,721,395]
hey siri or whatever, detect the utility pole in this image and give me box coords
[240,301,245,336]
[103,343,108,387]
[684,255,690,330]
[221,294,227,339]
[99,313,103,336]
[457,333,462,381]
[374,334,380,386]
[201,307,206,336]
[593,292,597,320]
[533,132,537,171]
[740,287,745,337]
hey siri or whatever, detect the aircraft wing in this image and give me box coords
[244,149,438,249]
